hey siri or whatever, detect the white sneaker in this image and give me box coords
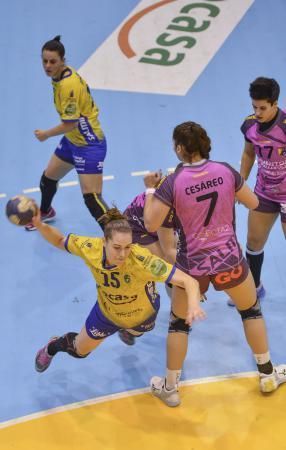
[259,365,286,393]
[150,376,180,407]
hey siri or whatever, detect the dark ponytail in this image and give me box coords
[42,35,65,59]
[173,121,211,160]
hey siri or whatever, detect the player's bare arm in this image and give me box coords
[235,183,259,209]
[170,269,206,325]
[157,227,177,264]
[240,141,256,180]
[34,121,78,142]
[143,173,170,232]
[32,207,66,249]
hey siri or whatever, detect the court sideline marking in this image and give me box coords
[0,371,257,429]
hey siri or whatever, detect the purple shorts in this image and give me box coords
[255,194,286,223]
[85,300,160,340]
[178,258,249,294]
[55,136,107,174]
[124,209,159,246]
[131,229,159,246]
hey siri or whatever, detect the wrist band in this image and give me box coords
[145,188,156,195]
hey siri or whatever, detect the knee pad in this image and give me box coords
[40,172,58,212]
[168,311,190,334]
[83,193,109,228]
[40,172,58,194]
[62,332,89,359]
[238,299,262,321]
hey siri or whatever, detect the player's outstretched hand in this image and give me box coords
[185,305,206,326]
[31,204,41,229]
[34,129,49,142]
[144,170,162,188]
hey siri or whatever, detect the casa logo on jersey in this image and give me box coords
[79,0,254,95]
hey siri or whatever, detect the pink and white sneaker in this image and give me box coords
[35,337,59,372]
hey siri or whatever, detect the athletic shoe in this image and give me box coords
[35,337,58,372]
[260,365,286,393]
[256,284,266,299]
[150,376,180,407]
[25,207,56,231]
[118,330,135,346]
[227,283,266,307]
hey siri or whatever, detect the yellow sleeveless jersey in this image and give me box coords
[65,234,175,328]
[52,67,104,146]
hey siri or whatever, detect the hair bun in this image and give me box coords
[101,207,127,225]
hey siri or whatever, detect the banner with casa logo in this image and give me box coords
[79,0,254,96]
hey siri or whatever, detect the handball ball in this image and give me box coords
[6,195,37,226]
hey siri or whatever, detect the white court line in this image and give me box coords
[131,170,150,176]
[0,175,115,199]
[19,175,114,195]
[59,181,79,188]
[1,161,255,199]
[0,371,257,430]
[22,187,40,194]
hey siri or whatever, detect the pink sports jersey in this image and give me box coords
[154,161,244,277]
[241,109,286,203]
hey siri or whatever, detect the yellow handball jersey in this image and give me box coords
[65,234,175,329]
[52,67,104,146]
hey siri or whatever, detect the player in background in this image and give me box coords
[26,35,109,231]
[33,207,204,375]
[124,184,177,264]
[143,121,286,407]
[120,181,178,344]
[228,77,286,306]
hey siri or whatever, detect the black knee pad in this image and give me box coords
[83,193,109,229]
[168,311,190,334]
[40,172,58,212]
[61,332,89,358]
[40,172,58,194]
[238,299,262,321]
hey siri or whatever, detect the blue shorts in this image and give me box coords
[55,136,107,174]
[85,300,160,340]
